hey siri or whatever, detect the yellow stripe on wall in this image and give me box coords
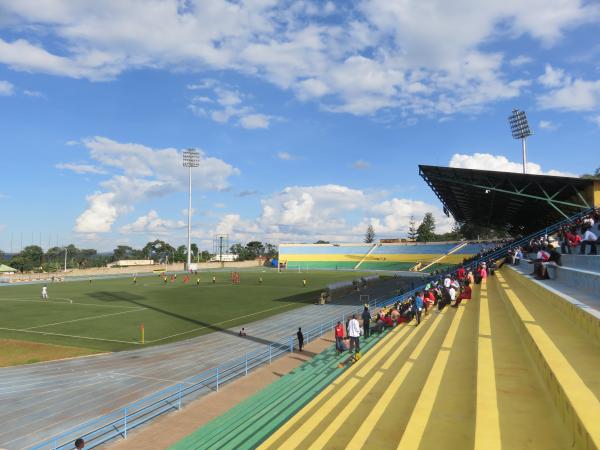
[279,253,471,264]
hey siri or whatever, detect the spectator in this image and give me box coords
[580,227,598,255]
[297,327,304,352]
[361,305,371,338]
[238,328,247,336]
[560,228,580,254]
[452,281,472,307]
[75,438,85,450]
[334,321,344,353]
[413,294,424,325]
[347,314,361,353]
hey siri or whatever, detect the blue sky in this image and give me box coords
[0,0,599,252]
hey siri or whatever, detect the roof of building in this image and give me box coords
[419,165,595,234]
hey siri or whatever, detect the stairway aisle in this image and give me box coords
[485,275,570,450]
[397,286,478,450]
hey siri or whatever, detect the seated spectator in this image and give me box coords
[531,247,551,279]
[452,281,472,307]
[560,228,581,254]
[580,226,598,255]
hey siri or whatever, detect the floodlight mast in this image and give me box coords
[508,108,533,174]
[182,149,200,270]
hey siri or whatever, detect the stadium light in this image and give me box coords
[508,108,533,174]
[183,149,200,270]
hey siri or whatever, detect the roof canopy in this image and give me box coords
[419,165,595,234]
[0,264,17,273]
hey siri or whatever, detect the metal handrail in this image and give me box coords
[29,206,597,450]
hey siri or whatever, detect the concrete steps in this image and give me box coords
[497,269,600,450]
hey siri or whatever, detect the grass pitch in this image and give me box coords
[0,269,373,354]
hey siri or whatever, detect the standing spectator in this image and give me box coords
[413,294,424,325]
[297,327,304,352]
[334,321,344,353]
[347,314,361,353]
[361,305,371,338]
[580,227,598,255]
[75,438,85,449]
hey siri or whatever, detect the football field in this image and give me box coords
[0,269,374,353]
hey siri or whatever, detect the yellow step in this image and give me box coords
[496,270,600,450]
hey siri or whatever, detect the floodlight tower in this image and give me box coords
[508,108,533,174]
[182,149,200,270]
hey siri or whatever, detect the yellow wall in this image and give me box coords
[282,253,469,264]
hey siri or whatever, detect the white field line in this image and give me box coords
[0,297,142,309]
[0,327,141,345]
[22,308,147,330]
[146,301,300,343]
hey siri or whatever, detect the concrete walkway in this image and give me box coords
[0,277,409,450]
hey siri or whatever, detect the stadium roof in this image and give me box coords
[419,165,597,234]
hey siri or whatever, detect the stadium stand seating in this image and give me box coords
[278,242,482,271]
[172,208,600,450]
[169,328,394,450]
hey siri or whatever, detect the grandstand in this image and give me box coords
[19,167,600,450]
[278,241,482,271]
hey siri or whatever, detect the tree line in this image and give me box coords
[0,239,280,273]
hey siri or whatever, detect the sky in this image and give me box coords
[0,0,599,253]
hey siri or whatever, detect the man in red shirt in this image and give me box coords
[334,321,344,353]
[457,266,465,281]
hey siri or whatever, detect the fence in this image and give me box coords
[29,207,597,450]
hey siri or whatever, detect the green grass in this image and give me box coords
[0,269,374,352]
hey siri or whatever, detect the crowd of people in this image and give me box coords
[333,270,476,355]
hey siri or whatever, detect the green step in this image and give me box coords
[170,331,392,450]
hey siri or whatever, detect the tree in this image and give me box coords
[264,243,278,259]
[416,213,436,242]
[364,224,376,243]
[10,245,44,272]
[174,245,187,262]
[407,216,417,241]
[112,245,134,261]
[191,243,199,261]
[314,240,330,244]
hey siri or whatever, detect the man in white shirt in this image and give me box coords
[41,285,48,300]
[347,314,361,353]
[580,228,598,255]
[443,276,451,289]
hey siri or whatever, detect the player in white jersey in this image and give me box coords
[41,285,48,300]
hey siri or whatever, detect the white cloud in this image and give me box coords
[203,184,453,243]
[239,113,270,129]
[537,65,600,112]
[74,137,239,233]
[538,120,557,130]
[55,162,107,175]
[509,55,533,66]
[538,64,568,88]
[120,210,185,234]
[75,192,118,233]
[590,115,600,127]
[0,0,596,117]
[276,151,295,161]
[0,80,14,95]
[538,78,600,111]
[449,152,576,177]
[188,80,273,128]
[23,89,44,97]
[352,160,370,170]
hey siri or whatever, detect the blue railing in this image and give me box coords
[29,207,597,450]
